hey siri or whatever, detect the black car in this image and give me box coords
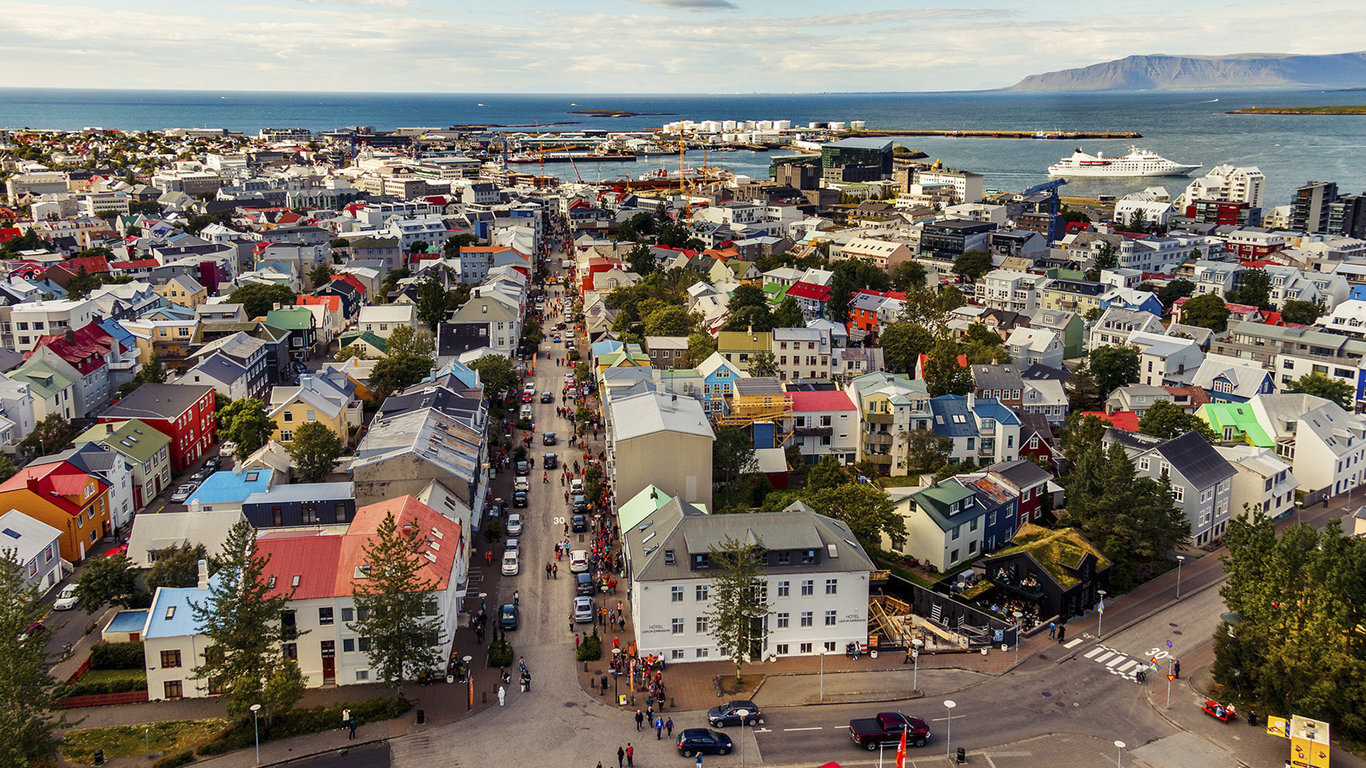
[543,453,558,470]
[515,461,529,476]
[499,603,519,630]
[540,391,554,403]
[542,432,557,446]
[676,729,732,757]
[576,571,594,596]
[513,491,528,508]
[570,514,588,533]
[708,699,761,727]
[204,456,221,472]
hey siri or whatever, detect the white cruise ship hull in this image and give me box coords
[1047,164,1199,178]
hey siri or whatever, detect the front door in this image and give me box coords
[321,641,336,684]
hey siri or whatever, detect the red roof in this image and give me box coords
[0,227,23,242]
[789,389,856,413]
[1081,411,1140,432]
[110,259,158,270]
[297,295,341,312]
[785,282,832,302]
[0,462,108,515]
[333,274,367,295]
[25,322,119,374]
[67,255,111,274]
[255,532,346,601]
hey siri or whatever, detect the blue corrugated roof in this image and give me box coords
[143,578,219,639]
[106,609,148,634]
[972,398,1022,425]
[187,468,274,506]
[930,396,978,437]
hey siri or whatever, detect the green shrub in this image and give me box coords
[90,641,146,670]
[483,520,503,543]
[153,750,195,768]
[60,676,148,697]
[487,636,514,669]
[197,697,411,756]
[576,630,602,662]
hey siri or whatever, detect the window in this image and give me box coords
[342,607,354,622]
[801,580,813,596]
[1172,485,1184,503]
[160,649,182,668]
[319,607,334,625]
[776,612,789,628]
[969,518,979,532]
[800,642,813,653]
[284,411,293,423]
[800,611,813,627]
[671,618,684,634]
[164,680,183,699]
[283,643,297,659]
[777,643,789,655]
[950,549,959,562]
[343,638,355,652]
[280,430,292,442]
[671,586,683,602]
[776,551,790,565]
[696,616,709,633]
[1139,457,1150,471]
[825,579,837,595]
[356,670,370,681]
[952,525,961,541]
[302,504,318,525]
[359,637,372,652]
[825,610,837,626]
[695,585,708,601]
[777,581,789,597]
[695,648,709,658]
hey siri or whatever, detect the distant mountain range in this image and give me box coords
[1010,52,1366,92]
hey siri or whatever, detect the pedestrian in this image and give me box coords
[635,710,644,731]
[553,563,559,578]
[656,717,663,739]
[1048,621,1057,639]
[626,743,634,767]
[348,717,356,740]
[546,561,552,579]
[666,717,673,737]
[571,614,576,633]
[342,708,350,733]
[498,685,506,706]
[618,746,625,768]
[646,705,653,725]
[1174,659,1181,679]
[1057,625,1066,643]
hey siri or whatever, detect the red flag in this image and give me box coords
[896,726,907,768]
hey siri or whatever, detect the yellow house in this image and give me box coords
[0,461,111,562]
[269,372,363,445]
[155,275,208,309]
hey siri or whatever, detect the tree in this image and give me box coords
[952,249,994,282]
[1281,299,1325,325]
[1157,279,1195,308]
[442,233,479,257]
[625,242,657,276]
[1181,293,1232,332]
[687,332,717,366]
[64,266,100,300]
[229,283,297,319]
[923,335,972,397]
[879,323,934,376]
[336,345,371,362]
[415,274,448,330]
[713,426,758,507]
[723,305,773,333]
[903,427,951,474]
[808,483,905,552]
[0,454,15,483]
[386,325,434,359]
[145,543,209,591]
[1094,242,1118,271]
[1286,371,1354,411]
[827,258,890,323]
[190,519,299,717]
[18,413,77,458]
[727,284,768,313]
[1227,267,1271,310]
[287,421,343,483]
[217,398,277,459]
[74,553,139,611]
[641,306,696,338]
[350,511,444,689]
[704,535,770,683]
[1138,399,1218,442]
[747,351,778,378]
[805,457,851,491]
[469,355,517,401]
[308,263,334,287]
[890,261,927,292]
[770,296,804,329]
[0,558,65,765]
[370,352,434,399]
[140,352,168,384]
[1087,344,1141,397]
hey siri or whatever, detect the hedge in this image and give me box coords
[196,697,411,757]
[90,641,146,670]
[153,750,195,768]
[61,676,149,697]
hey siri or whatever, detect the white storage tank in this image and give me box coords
[722,120,737,131]
[829,121,846,131]
[850,120,866,131]
[740,121,755,131]
[664,121,682,133]
[756,121,773,131]
[809,121,824,129]
[722,133,738,143]
[774,120,792,130]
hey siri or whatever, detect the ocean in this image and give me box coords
[3,88,1365,206]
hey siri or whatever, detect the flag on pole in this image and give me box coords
[896,726,907,768]
[1098,597,1105,615]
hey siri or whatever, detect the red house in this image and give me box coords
[100,384,217,473]
[986,458,1054,528]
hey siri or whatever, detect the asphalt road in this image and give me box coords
[278,742,390,768]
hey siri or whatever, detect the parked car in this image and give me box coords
[708,700,762,727]
[219,441,237,457]
[574,595,594,623]
[514,477,530,493]
[170,484,195,503]
[540,391,553,403]
[506,513,523,536]
[542,432,557,446]
[502,551,520,576]
[572,494,587,513]
[569,550,589,573]
[504,539,520,556]
[576,571,594,596]
[516,461,529,476]
[499,603,519,630]
[190,468,211,483]
[676,729,732,757]
[52,583,79,611]
[564,373,575,383]
[543,453,559,470]
[513,491,528,508]
[570,514,588,533]
[204,456,221,472]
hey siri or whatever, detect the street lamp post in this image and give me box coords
[911,638,923,693]
[463,655,473,712]
[944,700,956,759]
[1115,740,1126,767]
[1175,555,1186,599]
[1012,611,1023,665]
[250,704,262,765]
[1097,590,1107,639]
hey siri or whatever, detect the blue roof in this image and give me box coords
[187,468,274,506]
[592,340,624,359]
[99,318,136,348]
[106,609,149,634]
[144,577,219,639]
[971,397,1022,425]
[930,396,979,437]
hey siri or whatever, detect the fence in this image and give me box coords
[57,690,150,709]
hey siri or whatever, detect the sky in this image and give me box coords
[2,0,1364,93]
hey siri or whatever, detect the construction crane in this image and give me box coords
[1023,178,1067,196]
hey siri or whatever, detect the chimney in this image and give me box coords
[65,328,75,344]
[105,423,114,434]
[197,559,210,590]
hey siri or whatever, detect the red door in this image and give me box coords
[321,641,336,684]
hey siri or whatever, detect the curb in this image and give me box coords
[1052,576,1227,665]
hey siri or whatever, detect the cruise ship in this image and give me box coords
[1047,146,1200,178]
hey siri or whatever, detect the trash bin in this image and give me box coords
[600,675,608,693]
[416,709,426,724]
[957,747,966,764]
[93,750,104,766]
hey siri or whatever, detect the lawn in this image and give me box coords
[61,719,228,764]
[78,668,147,685]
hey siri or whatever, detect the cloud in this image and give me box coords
[627,0,736,11]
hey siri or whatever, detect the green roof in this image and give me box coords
[339,330,389,354]
[11,359,76,398]
[1197,403,1273,447]
[617,484,704,531]
[75,419,171,463]
[264,307,314,331]
[991,524,1111,589]
[909,482,978,531]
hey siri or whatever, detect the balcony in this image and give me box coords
[794,425,833,438]
[864,432,893,447]
[865,412,894,424]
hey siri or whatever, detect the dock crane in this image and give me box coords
[1023,178,1068,241]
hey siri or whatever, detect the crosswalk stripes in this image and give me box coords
[1082,644,1145,680]
[392,732,450,766]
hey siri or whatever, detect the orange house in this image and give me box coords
[0,462,111,562]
